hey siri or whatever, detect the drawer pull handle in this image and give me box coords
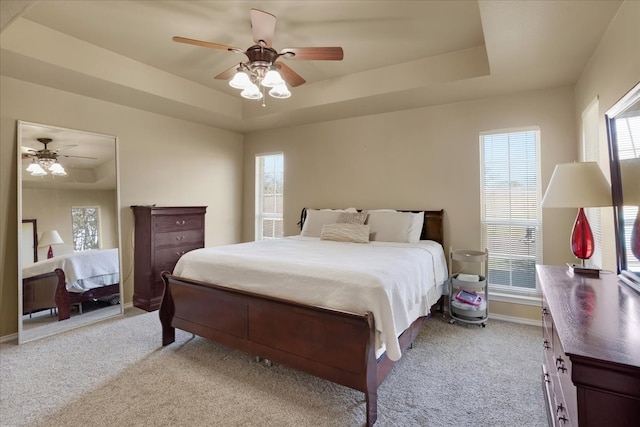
[556,403,565,413]
[555,356,567,373]
[558,415,568,424]
[543,373,551,384]
[542,307,549,316]
[543,339,550,349]
[176,236,185,241]
[176,220,186,226]
[176,251,186,257]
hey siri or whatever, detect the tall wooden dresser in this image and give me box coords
[132,206,206,311]
[538,265,640,427]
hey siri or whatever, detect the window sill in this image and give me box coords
[488,290,542,307]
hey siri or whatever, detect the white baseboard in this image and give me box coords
[488,313,541,327]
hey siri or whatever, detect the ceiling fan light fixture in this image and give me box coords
[269,83,291,99]
[261,68,284,88]
[229,70,252,89]
[241,83,263,100]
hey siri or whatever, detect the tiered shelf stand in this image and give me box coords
[448,248,489,327]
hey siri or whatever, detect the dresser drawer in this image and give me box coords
[154,229,204,249]
[153,214,204,232]
[155,243,202,266]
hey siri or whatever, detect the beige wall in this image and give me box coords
[243,86,579,321]
[574,0,640,272]
[0,76,244,337]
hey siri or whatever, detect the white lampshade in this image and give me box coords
[269,83,291,99]
[38,230,64,247]
[240,83,263,100]
[261,69,284,88]
[620,158,640,206]
[229,70,252,89]
[542,162,612,208]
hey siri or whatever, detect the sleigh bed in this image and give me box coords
[22,248,120,320]
[160,209,446,426]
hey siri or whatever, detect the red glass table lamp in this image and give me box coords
[38,230,64,259]
[542,162,612,275]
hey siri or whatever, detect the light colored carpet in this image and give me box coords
[0,308,547,427]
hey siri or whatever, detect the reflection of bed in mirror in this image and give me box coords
[22,249,120,320]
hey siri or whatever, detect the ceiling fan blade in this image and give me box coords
[280,47,344,61]
[214,64,239,80]
[250,9,276,47]
[60,154,98,160]
[172,36,243,53]
[276,62,306,87]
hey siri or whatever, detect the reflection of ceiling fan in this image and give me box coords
[22,138,96,176]
[173,8,343,99]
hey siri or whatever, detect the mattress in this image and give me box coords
[173,236,448,361]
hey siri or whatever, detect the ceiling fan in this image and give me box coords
[22,138,96,176]
[173,8,343,100]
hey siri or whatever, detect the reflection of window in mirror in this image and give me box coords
[71,206,101,251]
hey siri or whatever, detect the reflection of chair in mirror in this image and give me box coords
[22,269,63,318]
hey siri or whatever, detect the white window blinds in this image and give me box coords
[255,153,284,240]
[480,129,542,291]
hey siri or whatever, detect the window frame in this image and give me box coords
[255,152,284,241]
[480,127,542,295]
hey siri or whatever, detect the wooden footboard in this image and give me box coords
[160,272,431,426]
[54,269,120,321]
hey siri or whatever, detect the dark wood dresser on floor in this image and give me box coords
[132,206,206,311]
[538,264,640,427]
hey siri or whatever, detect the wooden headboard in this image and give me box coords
[299,208,444,246]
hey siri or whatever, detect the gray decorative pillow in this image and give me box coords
[337,210,368,225]
[320,223,370,243]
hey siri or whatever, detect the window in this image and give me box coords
[582,97,604,268]
[255,153,284,240]
[71,206,101,251]
[480,129,542,292]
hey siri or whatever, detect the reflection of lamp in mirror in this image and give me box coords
[620,158,640,260]
[38,230,64,259]
[542,162,611,275]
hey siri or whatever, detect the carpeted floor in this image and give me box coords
[0,307,547,427]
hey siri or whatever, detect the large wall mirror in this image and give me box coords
[606,82,640,282]
[17,121,123,343]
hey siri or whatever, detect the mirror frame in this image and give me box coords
[17,120,123,343]
[605,82,640,275]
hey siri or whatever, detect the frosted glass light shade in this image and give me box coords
[542,162,611,208]
[229,71,252,89]
[26,160,47,176]
[49,162,67,176]
[261,69,284,88]
[269,83,291,99]
[241,83,263,100]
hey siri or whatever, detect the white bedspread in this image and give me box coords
[22,248,120,293]
[173,236,448,361]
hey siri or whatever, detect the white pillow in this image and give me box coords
[301,209,344,237]
[320,223,370,243]
[366,210,424,243]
